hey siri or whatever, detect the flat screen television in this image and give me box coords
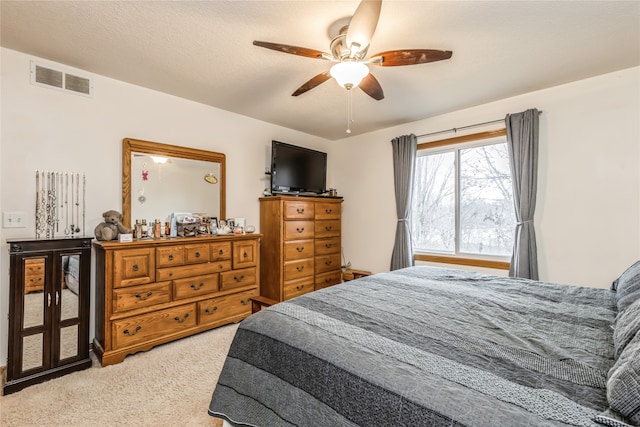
[270,140,327,195]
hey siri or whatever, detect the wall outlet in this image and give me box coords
[3,211,27,228]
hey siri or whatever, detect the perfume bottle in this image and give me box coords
[153,219,161,239]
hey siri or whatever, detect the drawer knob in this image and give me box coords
[296,284,305,291]
[296,247,304,252]
[195,251,201,257]
[240,299,250,305]
[174,313,190,323]
[205,306,218,315]
[218,249,224,255]
[132,263,139,272]
[296,227,304,233]
[325,226,332,231]
[325,243,332,248]
[233,275,245,282]
[325,208,332,214]
[296,266,304,272]
[325,260,332,266]
[191,282,205,290]
[168,254,174,261]
[296,208,304,214]
[135,291,153,301]
[243,251,248,258]
[123,325,142,336]
[325,277,332,283]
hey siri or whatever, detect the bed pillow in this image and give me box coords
[613,298,640,359]
[606,330,640,425]
[612,260,640,312]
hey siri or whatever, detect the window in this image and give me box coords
[411,130,515,263]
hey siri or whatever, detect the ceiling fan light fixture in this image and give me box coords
[150,155,168,164]
[330,61,369,89]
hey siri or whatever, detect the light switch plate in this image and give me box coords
[3,211,27,228]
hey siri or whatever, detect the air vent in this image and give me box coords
[30,61,93,97]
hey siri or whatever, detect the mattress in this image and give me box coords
[209,266,618,427]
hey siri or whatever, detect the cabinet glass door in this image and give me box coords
[57,253,82,361]
[21,256,47,373]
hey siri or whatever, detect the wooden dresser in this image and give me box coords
[260,195,343,302]
[93,234,260,366]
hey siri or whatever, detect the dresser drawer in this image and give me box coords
[284,221,314,241]
[233,240,257,269]
[210,242,232,261]
[284,239,314,260]
[156,263,220,282]
[283,277,314,300]
[284,258,314,281]
[24,258,45,293]
[112,304,196,348]
[315,237,340,256]
[315,253,341,274]
[156,246,185,268]
[198,289,256,326]
[210,260,232,273]
[284,201,314,220]
[315,202,341,220]
[315,270,342,290]
[220,267,256,291]
[173,273,219,300]
[114,248,155,288]
[185,243,210,264]
[315,220,341,238]
[113,282,172,313]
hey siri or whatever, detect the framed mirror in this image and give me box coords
[122,138,226,228]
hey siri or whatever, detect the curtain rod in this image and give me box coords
[417,110,542,139]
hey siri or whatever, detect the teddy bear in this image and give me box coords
[94,210,131,241]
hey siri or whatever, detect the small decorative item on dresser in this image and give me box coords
[245,225,256,234]
[342,269,371,281]
[94,210,132,241]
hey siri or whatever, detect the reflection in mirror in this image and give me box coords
[131,154,221,223]
[61,255,80,321]
[59,326,78,360]
[22,334,43,372]
[123,138,226,228]
[23,257,45,329]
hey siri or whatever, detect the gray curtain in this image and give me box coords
[506,108,539,279]
[390,134,417,271]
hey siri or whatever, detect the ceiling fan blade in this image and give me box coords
[253,41,328,60]
[370,49,453,66]
[345,0,382,56]
[359,73,384,100]
[292,72,332,96]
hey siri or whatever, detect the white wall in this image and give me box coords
[331,66,640,290]
[0,48,331,366]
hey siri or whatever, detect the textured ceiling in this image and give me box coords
[1,1,639,140]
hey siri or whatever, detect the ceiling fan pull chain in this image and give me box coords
[346,88,353,134]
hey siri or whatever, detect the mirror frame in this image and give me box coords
[122,138,226,228]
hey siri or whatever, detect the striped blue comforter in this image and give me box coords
[209,266,617,427]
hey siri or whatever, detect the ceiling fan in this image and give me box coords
[253,0,453,101]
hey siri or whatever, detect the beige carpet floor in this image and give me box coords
[1,323,239,427]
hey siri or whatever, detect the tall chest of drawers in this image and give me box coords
[260,195,343,302]
[93,234,260,366]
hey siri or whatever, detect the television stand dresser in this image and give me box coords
[93,234,260,366]
[260,195,343,303]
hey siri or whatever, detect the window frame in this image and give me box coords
[412,129,512,270]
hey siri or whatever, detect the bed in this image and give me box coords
[208,265,640,427]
